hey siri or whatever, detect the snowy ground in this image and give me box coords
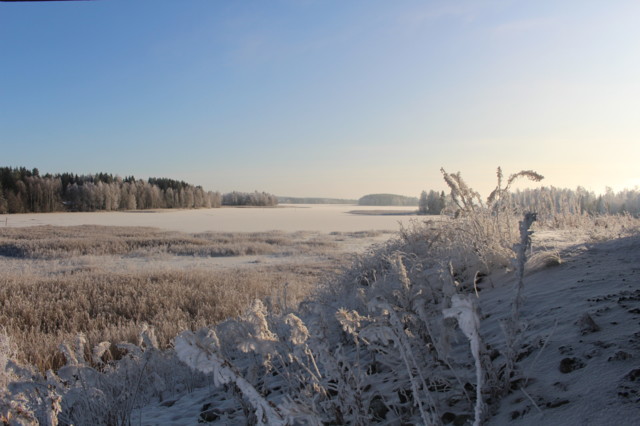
[0,204,419,233]
[485,233,640,425]
[130,231,640,425]
[0,230,395,276]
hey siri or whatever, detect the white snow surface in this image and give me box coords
[483,233,640,425]
[129,231,640,425]
[1,204,418,233]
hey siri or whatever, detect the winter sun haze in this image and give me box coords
[1,0,639,197]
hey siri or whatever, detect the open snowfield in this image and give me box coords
[0,204,417,271]
[1,204,418,233]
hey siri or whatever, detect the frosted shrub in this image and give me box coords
[436,167,544,285]
[0,330,18,392]
[1,325,205,426]
[175,328,286,425]
[175,301,330,424]
[1,360,61,425]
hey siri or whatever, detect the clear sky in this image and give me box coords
[1,0,638,199]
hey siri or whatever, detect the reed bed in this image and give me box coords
[0,226,342,259]
[0,226,362,371]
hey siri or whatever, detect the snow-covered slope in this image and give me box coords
[129,232,640,425]
[484,234,640,425]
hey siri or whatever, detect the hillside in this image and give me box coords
[485,232,640,425]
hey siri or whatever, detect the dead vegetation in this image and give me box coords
[0,226,375,371]
[0,226,341,259]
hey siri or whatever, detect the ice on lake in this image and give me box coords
[1,204,421,233]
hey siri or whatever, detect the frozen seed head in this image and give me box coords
[284,314,309,345]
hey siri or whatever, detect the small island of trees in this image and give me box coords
[358,193,418,206]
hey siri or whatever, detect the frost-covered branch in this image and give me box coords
[443,294,485,426]
[175,329,285,425]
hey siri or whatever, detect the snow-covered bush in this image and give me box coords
[2,326,207,426]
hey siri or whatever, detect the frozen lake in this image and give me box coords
[1,204,422,233]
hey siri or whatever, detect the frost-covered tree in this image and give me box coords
[164,187,175,208]
[0,183,7,214]
[418,190,446,215]
[418,191,428,214]
[222,191,278,206]
[358,193,418,206]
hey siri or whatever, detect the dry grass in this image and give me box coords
[0,226,365,371]
[0,226,341,259]
[1,266,333,371]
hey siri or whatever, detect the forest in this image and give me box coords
[277,196,357,204]
[0,167,278,213]
[222,191,279,207]
[418,190,447,215]
[358,193,419,206]
[508,185,640,216]
[417,185,640,217]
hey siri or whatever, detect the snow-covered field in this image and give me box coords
[1,204,418,233]
[2,206,639,425]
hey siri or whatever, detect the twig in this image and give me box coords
[520,387,543,414]
[473,271,480,298]
[524,319,558,387]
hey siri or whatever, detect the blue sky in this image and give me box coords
[1,0,638,198]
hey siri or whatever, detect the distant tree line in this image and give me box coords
[278,197,358,205]
[222,191,278,207]
[418,185,640,217]
[358,193,418,206]
[0,167,277,214]
[508,186,640,217]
